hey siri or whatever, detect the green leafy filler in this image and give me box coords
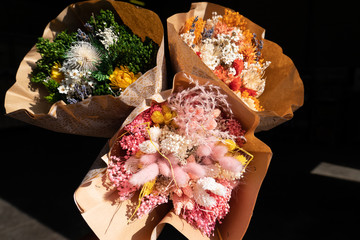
[30,9,159,104]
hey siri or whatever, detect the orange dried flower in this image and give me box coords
[221,8,246,28]
[241,91,264,111]
[239,43,256,64]
[181,16,205,44]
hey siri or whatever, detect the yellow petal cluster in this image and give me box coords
[151,104,177,125]
[51,63,64,83]
[224,139,237,151]
[109,66,140,91]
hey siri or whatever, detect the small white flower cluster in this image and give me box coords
[138,125,194,165]
[159,126,193,165]
[138,126,162,154]
[180,32,195,47]
[197,33,243,71]
[96,27,119,50]
[57,41,100,98]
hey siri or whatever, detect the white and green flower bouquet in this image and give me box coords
[5,0,166,137]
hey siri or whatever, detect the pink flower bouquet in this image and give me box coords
[74,72,272,240]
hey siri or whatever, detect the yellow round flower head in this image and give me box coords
[163,112,173,125]
[109,66,139,91]
[151,111,164,124]
[51,63,64,83]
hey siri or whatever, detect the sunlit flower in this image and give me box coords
[96,27,119,50]
[63,41,101,72]
[51,63,64,83]
[57,85,68,94]
[109,66,140,91]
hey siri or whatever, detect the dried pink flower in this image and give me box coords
[181,180,234,237]
[107,156,138,201]
[136,193,168,218]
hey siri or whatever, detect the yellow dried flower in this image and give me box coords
[224,139,237,151]
[109,66,140,91]
[163,112,173,125]
[51,63,64,83]
[161,104,171,114]
[235,154,247,165]
[151,111,164,124]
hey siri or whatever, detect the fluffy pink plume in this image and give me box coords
[173,166,190,187]
[139,154,158,165]
[197,144,212,157]
[157,158,171,177]
[218,156,243,173]
[211,144,228,160]
[129,163,159,186]
[183,162,206,179]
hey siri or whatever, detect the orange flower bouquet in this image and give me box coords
[167,2,304,131]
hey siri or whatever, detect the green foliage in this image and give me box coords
[31,31,77,83]
[109,35,158,74]
[88,9,123,33]
[30,31,76,103]
[89,9,159,75]
[92,82,113,96]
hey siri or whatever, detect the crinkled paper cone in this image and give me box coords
[4,0,166,137]
[74,72,272,240]
[167,2,304,132]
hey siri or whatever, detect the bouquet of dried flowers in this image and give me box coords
[5,0,166,137]
[74,72,272,239]
[167,2,304,131]
[31,9,158,104]
[107,75,254,237]
[179,9,270,112]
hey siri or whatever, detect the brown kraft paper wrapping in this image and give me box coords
[4,0,166,138]
[74,72,272,240]
[167,2,304,132]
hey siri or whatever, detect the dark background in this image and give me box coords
[1,0,359,239]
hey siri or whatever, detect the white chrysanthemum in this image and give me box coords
[63,41,101,72]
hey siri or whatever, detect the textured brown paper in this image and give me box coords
[167,2,304,131]
[4,0,166,137]
[74,72,272,240]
